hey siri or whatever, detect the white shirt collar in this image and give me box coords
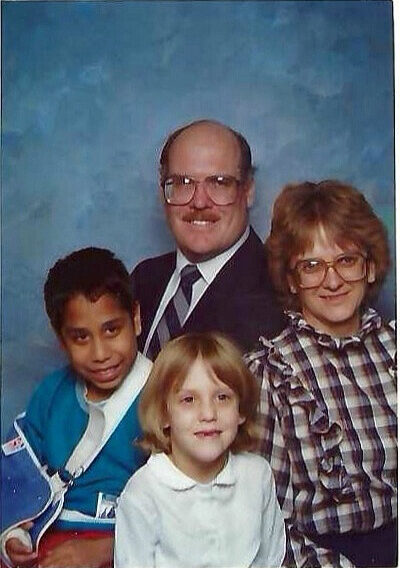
[147,452,237,491]
[176,226,250,285]
[68,353,152,474]
[77,352,152,412]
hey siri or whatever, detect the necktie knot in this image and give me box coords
[180,265,202,304]
[147,264,202,360]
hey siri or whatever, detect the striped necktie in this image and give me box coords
[146,264,202,360]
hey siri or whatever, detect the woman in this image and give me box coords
[245,180,396,568]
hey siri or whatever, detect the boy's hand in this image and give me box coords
[39,536,113,568]
[5,537,37,567]
[4,522,37,567]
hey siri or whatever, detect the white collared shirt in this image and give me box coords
[143,226,250,356]
[114,451,285,568]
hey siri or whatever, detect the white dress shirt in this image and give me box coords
[143,226,250,356]
[114,451,285,568]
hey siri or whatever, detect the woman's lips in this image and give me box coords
[320,291,349,301]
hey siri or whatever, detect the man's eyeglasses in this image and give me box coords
[162,174,242,206]
[291,252,368,289]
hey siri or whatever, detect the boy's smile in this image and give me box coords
[59,293,141,401]
[165,356,245,483]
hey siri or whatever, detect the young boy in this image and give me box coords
[1,247,152,568]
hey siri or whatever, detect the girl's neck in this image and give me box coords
[169,451,228,484]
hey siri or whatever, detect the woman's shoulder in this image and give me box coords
[244,322,299,389]
[359,308,396,347]
[245,324,294,363]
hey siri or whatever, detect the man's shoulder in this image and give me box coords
[240,226,264,253]
[212,227,273,296]
[132,251,176,276]
[131,251,176,303]
[225,227,266,273]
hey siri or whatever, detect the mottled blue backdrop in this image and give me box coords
[2,1,395,433]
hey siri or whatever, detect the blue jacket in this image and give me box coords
[2,353,152,538]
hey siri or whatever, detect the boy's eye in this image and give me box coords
[71,331,89,343]
[104,324,120,335]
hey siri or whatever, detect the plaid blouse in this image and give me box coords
[244,308,397,568]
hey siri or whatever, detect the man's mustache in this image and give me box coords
[182,212,220,223]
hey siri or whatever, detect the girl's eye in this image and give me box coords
[217,393,230,401]
[181,396,194,404]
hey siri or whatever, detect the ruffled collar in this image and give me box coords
[285,307,382,351]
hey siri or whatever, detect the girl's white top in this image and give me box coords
[114,451,286,568]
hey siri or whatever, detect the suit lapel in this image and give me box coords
[139,253,176,346]
[183,229,267,330]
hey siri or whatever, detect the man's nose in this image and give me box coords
[190,181,213,209]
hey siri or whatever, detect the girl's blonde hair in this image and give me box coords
[139,332,260,454]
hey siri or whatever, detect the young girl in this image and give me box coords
[114,332,285,568]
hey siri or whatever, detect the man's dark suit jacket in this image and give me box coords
[131,227,285,356]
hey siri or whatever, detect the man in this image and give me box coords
[131,119,284,359]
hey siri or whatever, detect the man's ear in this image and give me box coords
[245,179,255,208]
[133,302,142,337]
[367,259,376,284]
[159,181,167,207]
[287,273,298,295]
[238,415,246,426]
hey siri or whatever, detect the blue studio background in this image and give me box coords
[2,1,395,433]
